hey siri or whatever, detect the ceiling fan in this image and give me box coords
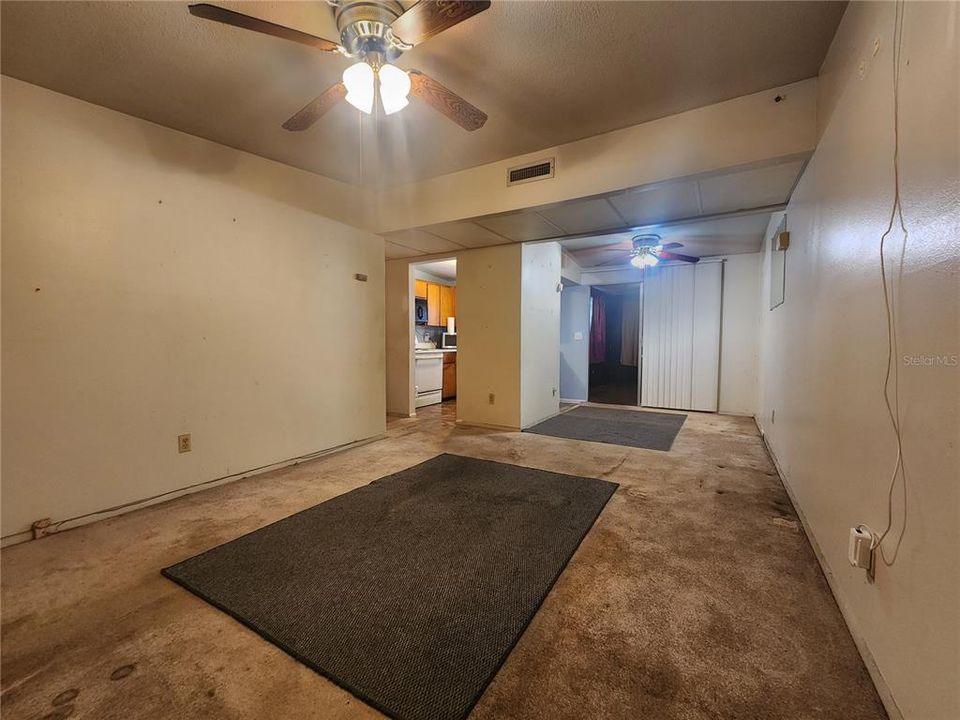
[188,0,490,131]
[593,234,700,268]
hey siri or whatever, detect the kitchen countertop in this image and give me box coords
[415,348,456,356]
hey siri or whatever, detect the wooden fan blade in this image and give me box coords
[659,242,683,250]
[657,250,700,263]
[188,4,340,52]
[409,70,487,131]
[390,0,490,47]
[282,84,347,131]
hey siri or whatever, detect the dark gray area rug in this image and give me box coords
[524,405,687,451]
[162,453,617,720]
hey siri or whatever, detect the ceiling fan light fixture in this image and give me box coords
[343,61,375,114]
[630,252,659,269]
[378,63,411,115]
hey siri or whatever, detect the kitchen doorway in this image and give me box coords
[412,259,457,410]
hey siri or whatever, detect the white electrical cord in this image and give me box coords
[874,0,910,567]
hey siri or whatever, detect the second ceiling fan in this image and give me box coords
[593,234,700,268]
[189,0,490,131]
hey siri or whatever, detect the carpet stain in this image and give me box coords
[109,665,136,681]
[51,689,78,706]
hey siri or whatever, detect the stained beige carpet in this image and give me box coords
[0,405,887,720]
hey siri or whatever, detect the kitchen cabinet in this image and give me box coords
[442,352,456,399]
[440,285,456,327]
[427,283,441,326]
[416,280,456,327]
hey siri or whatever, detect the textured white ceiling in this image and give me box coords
[1,1,845,186]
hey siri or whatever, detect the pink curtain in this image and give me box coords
[589,289,606,364]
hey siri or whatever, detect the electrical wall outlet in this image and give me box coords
[178,434,192,453]
[31,517,54,540]
[488,393,495,405]
[848,527,874,570]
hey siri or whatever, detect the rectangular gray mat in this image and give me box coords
[162,453,617,720]
[524,405,687,451]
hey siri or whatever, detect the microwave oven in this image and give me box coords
[441,332,457,348]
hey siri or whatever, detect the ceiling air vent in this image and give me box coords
[507,158,555,186]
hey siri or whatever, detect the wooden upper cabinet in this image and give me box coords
[418,280,455,327]
[440,285,456,327]
[427,283,441,326]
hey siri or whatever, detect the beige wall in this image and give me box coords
[385,244,523,428]
[1,78,386,540]
[718,253,760,415]
[520,242,562,428]
[457,244,522,429]
[757,4,959,719]
[384,260,415,416]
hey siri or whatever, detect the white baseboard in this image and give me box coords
[756,422,903,720]
[454,419,520,432]
[0,433,386,548]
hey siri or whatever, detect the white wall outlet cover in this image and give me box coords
[574,331,583,340]
[848,526,874,569]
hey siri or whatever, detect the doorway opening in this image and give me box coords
[412,259,457,410]
[588,283,642,406]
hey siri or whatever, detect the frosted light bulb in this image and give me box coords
[630,253,659,268]
[379,64,411,115]
[343,62,374,114]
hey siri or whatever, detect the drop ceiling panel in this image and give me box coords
[424,220,512,248]
[383,230,461,254]
[473,212,563,242]
[608,182,702,226]
[384,241,424,259]
[537,198,625,234]
[698,159,805,214]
